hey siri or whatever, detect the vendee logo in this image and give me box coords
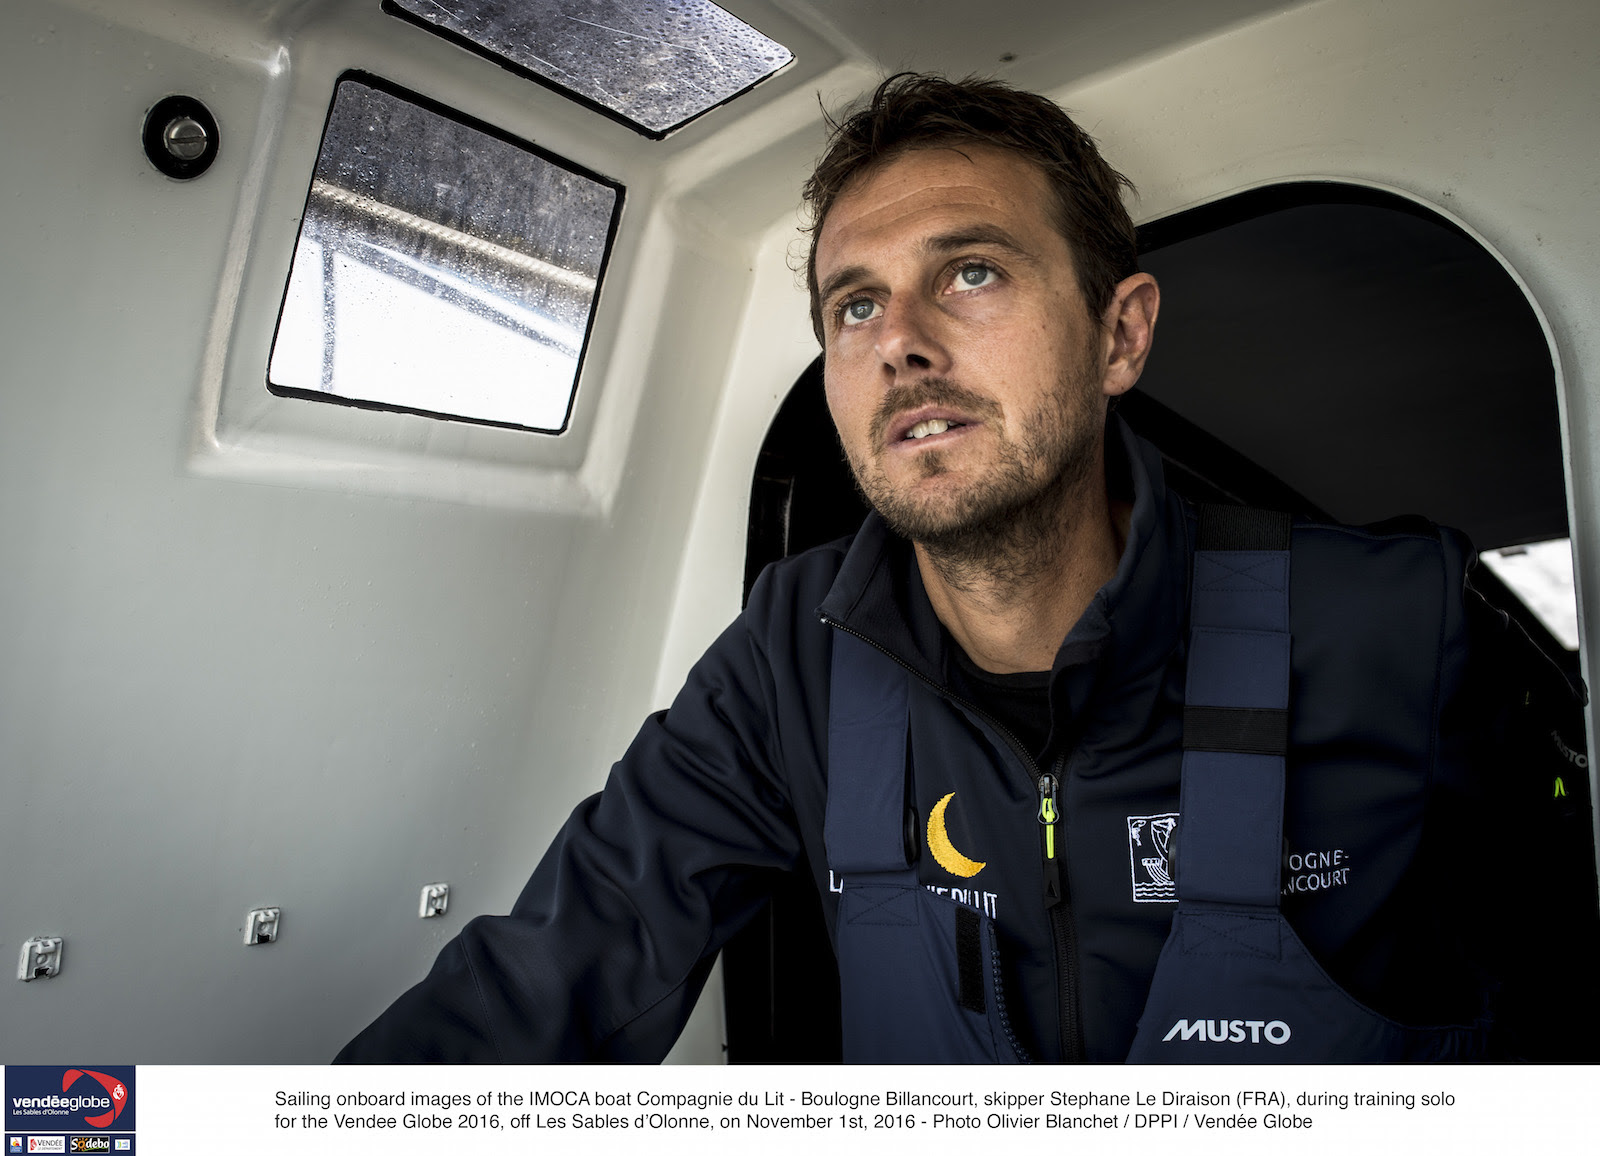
[7,1070,130,1133]
[1162,1018,1291,1045]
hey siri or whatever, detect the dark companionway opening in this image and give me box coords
[1132,182,1568,554]
[740,357,870,609]
[724,182,1595,1062]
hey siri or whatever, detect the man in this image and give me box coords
[339,74,1509,1063]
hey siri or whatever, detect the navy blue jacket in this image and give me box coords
[338,421,1492,1062]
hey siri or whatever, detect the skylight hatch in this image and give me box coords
[384,0,793,137]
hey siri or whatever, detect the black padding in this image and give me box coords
[1182,706,1290,755]
[955,905,985,1015]
[1198,505,1291,551]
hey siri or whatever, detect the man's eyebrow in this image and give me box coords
[922,225,1037,261]
[818,263,871,313]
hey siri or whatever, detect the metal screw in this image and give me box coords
[162,115,208,160]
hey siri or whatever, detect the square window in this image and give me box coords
[267,74,623,433]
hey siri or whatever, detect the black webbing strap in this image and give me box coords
[955,905,986,1014]
[1182,705,1289,755]
[1198,505,1291,551]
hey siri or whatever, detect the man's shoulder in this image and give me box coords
[1277,512,1476,700]
[1288,512,1474,600]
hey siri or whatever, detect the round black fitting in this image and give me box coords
[142,95,219,179]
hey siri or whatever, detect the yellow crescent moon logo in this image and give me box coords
[928,792,986,878]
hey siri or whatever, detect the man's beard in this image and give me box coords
[849,356,1103,588]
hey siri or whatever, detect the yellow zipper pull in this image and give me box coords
[1038,773,1059,859]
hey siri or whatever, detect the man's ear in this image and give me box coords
[1100,273,1160,398]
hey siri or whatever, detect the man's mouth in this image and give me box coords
[872,380,997,449]
[905,418,967,440]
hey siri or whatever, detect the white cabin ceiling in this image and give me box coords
[782,0,1307,86]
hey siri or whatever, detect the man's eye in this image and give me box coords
[840,298,880,325]
[951,263,997,291]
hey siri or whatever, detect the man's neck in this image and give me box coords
[915,469,1130,675]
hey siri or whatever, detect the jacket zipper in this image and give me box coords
[1036,758,1083,1061]
[822,614,1085,1062]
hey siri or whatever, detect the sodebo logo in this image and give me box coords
[1162,1018,1292,1045]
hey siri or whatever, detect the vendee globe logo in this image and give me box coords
[5,1067,135,1137]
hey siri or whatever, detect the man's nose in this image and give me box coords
[874,297,951,376]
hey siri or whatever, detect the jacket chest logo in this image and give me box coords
[1128,812,1179,902]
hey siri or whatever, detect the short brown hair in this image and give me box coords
[801,73,1138,342]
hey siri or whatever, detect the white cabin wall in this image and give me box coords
[649,221,822,711]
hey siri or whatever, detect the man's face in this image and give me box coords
[814,145,1113,545]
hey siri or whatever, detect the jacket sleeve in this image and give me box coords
[335,577,807,1062]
